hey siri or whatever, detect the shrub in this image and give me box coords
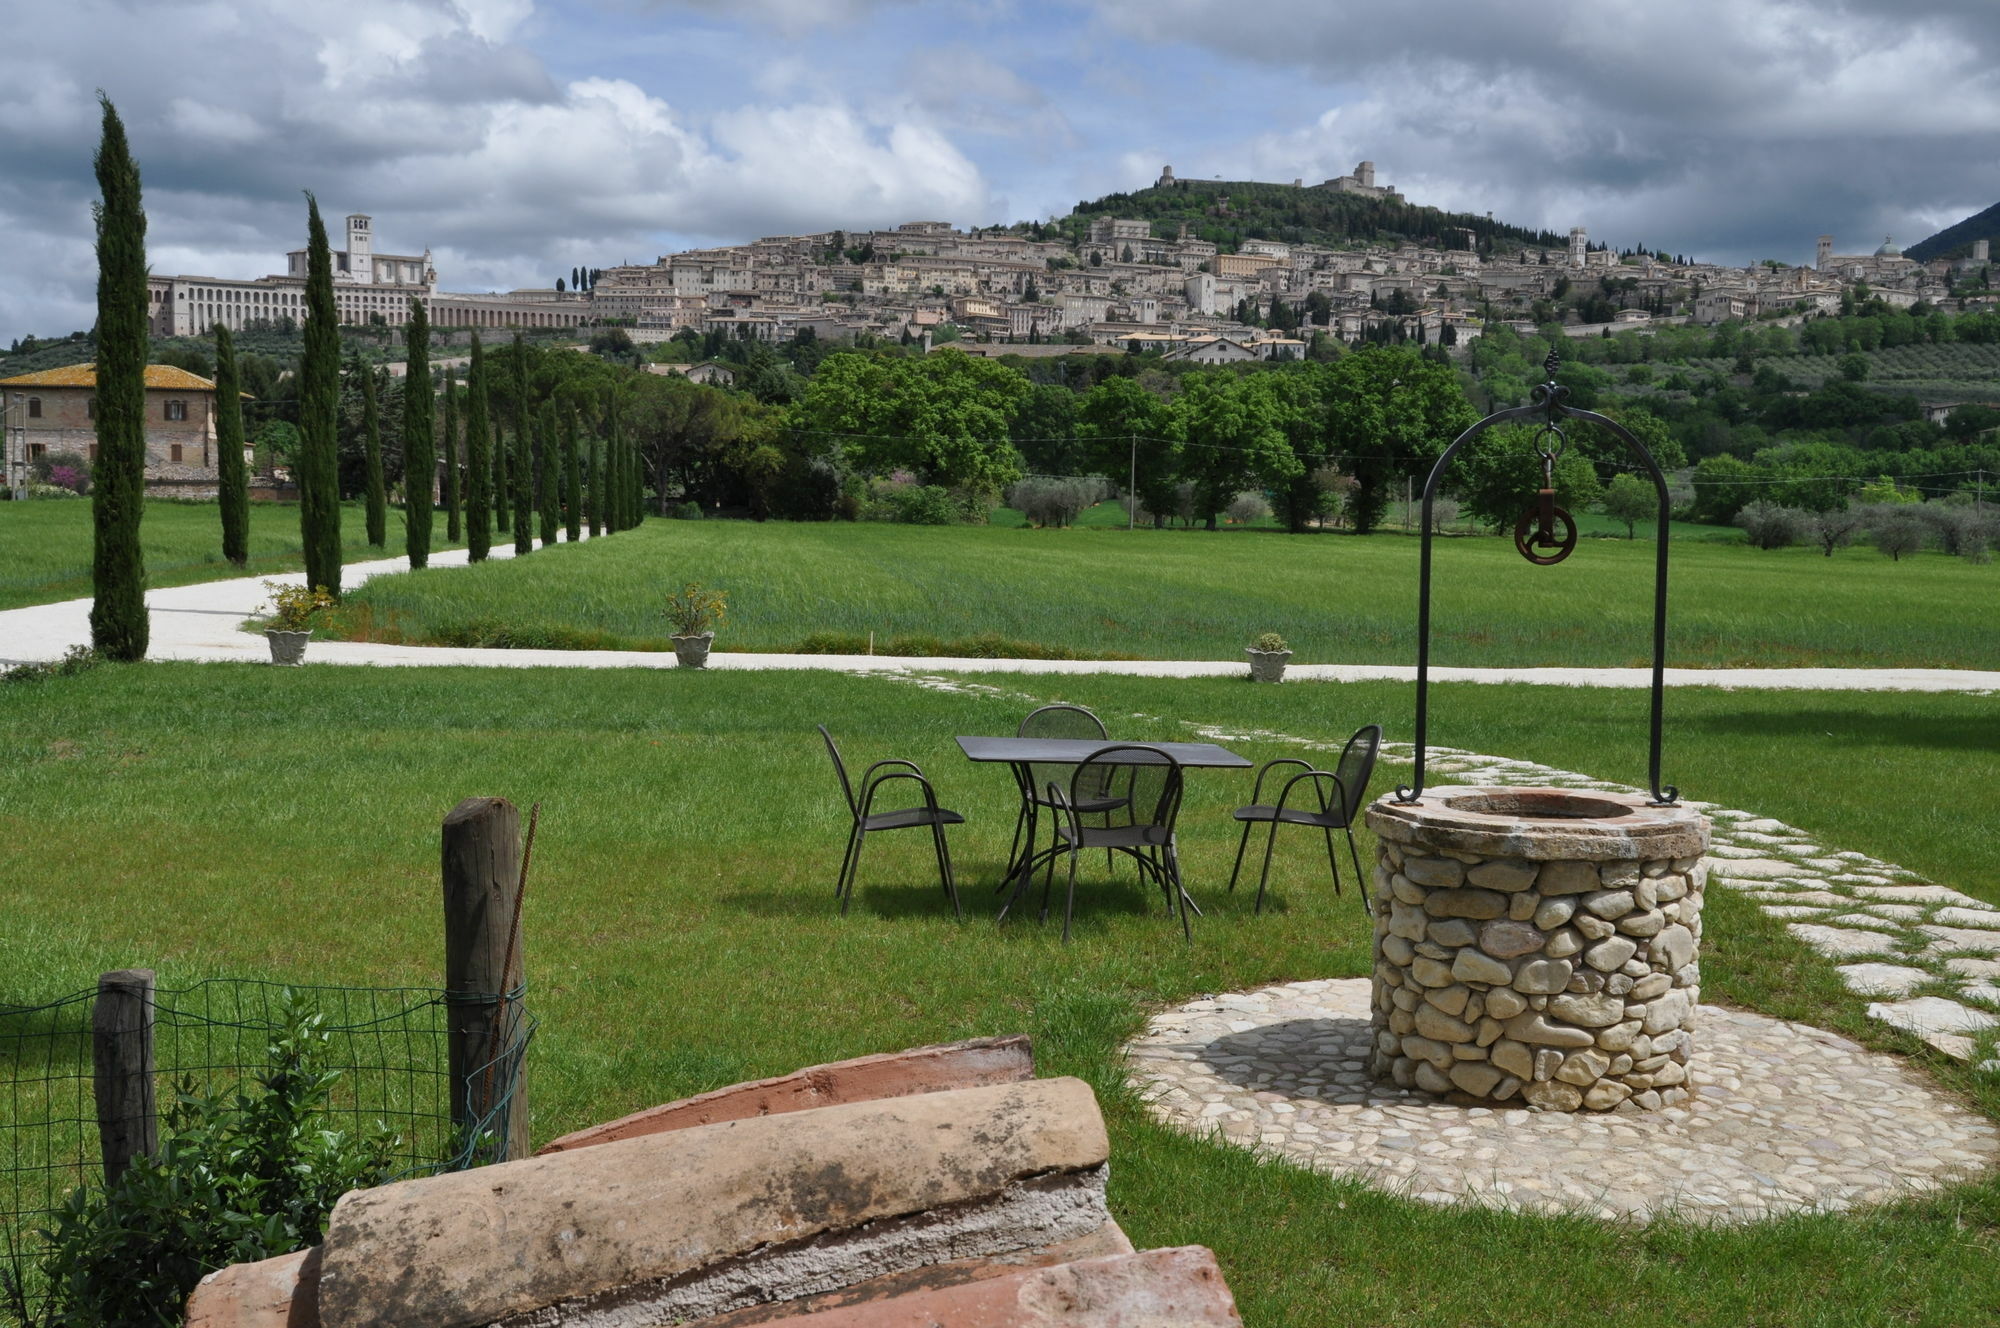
[29,450,91,494]
[673,500,704,520]
[261,582,336,631]
[1251,631,1289,652]
[1736,501,1806,550]
[1225,491,1271,525]
[767,458,840,522]
[1006,476,1109,528]
[2,646,100,685]
[663,582,728,636]
[886,484,958,525]
[16,993,398,1327]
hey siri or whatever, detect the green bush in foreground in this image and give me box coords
[8,993,397,1327]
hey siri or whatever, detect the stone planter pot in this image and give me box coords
[1246,648,1291,683]
[1363,787,1710,1113]
[671,632,714,668]
[265,629,312,666]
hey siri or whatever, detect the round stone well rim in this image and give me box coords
[1366,785,1710,862]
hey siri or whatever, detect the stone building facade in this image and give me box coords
[1,364,238,494]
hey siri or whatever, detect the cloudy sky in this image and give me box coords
[4,0,1998,342]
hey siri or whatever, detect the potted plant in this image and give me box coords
[1246,631,1292,683]
[664,582,728,668]
[261,581,335,665]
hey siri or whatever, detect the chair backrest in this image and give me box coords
[817,725,857,816]
[1020,704,1108,799]
[1333,724,1383,822]
[1068,744,1182,834]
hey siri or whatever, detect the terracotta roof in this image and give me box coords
[0,364,218,391]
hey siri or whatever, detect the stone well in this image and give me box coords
[1362,787,1710,1112]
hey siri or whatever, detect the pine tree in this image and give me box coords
[589,434,606,537]
[511,334,534,553]
[440,366,461,543]
[403,298,434,568]
[561,406,581,543]
[298,193,343,597]
[464,334,492,561]
[360,356,386,547]
[536,398,559,546]
[89,94,149,660]
[213,322,249,567]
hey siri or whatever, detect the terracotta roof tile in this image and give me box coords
[0,364,219,391]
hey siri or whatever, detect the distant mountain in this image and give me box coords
[1048,177,1570,256]
[1906,200,2000,263]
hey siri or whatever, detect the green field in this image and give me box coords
[0,499,460,612]
[4,664,1997,1326]
[326,517,1999,669]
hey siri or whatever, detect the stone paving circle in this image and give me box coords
[1123,978,1999,1223]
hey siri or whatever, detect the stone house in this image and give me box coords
[1,363,247,496]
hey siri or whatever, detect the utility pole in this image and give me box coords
[1128,434,1136,531]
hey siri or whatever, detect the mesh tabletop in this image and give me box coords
[956,737,1252,768]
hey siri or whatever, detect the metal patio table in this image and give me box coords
[956,736,1252,919]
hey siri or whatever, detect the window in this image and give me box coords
[86,397,95,420]
[26,397,41,418]
[170,443,183,463]
[165,400,187,421]
[27,443,46,460]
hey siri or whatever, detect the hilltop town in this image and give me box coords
[125,163,1997,364]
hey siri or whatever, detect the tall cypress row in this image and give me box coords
[402,298,434,568]
[536,398,559,547]
[511,334,533,554]
[360,356,386,547]
[298,192,343,597]
[213,322,249,567]
[589,434,606,537]
[464,334,491,561]
[440,366,461,543]
[629,408,647,525]
[561,406,581,543]
[494,363,512,537]
[89,94,148,660]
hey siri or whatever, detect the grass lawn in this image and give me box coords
[3,663,1997,1326]
[322,516,2000,669]
[0,499,463,612]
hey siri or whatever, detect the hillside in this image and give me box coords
[1907,198,2000,263]
[1055,177,1568,256]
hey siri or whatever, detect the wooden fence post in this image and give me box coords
[442,797,530,1161]
[93,968,157,1185]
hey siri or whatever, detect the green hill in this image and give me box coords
[1052,178,1569,256]
[1906,199,2000,263]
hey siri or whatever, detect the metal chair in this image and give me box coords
[1002,704,1122,892]
[1041,744,1193,943]
[1227,724,1382,916]
[818,725,963,919]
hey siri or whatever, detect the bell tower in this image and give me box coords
[346,214,374,284]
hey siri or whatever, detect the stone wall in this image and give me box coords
[1364,789,1710,1112]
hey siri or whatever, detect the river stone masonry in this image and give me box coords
[1363,787,1712,1112]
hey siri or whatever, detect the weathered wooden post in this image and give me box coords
[92,968,157,1184]
[441,797,531,1162]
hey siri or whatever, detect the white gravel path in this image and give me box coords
[3,537,1997,691]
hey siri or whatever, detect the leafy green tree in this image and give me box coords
[1598,472,1655,538]
[1325,346,1475,534]
[402,299,434,567]
[442,366,460,544]
[213,323,249,567]
[589,434,607,537]
[464,335,492,560]
[561,405,582,542]
[795,349,1029,504]
[537,398,559,546]
[298,193,343,597]
[1010,381,1082,475]
[1077,375,1179,523]
[89,95,149,660]
[1452,424,1604,530]
[360,357,386,547]
[512,334,534,553]
[1173,371,1297,528]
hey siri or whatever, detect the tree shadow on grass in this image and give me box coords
[1682,707,2000,756]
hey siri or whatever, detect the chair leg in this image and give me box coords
[840,827,868,916]
[1227,819,1255,893]
[1254,817,1283,915]
[1167,842,1193,941]
[1062,839,1082,943]
[1001,797,1030,892]
[1038,835,1063,922]
[835,821,860,899]
[1324,824,1342,895]
[1345,827,1371,919]
[932,821,962,920]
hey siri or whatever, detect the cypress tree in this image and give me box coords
[440,366,461,543]
[589,434,606,537]
[536,399,559,546]
[403,298,434,568]
[360,355,386,547]
[511,334,533,554]
[494,387,511,536]
[464,334,491,561]
[213,322,249,566]
[298,192,343,598]
[89,93,149,660]
[561,406,581,543]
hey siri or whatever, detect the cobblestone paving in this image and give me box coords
[1124,977,1998,1223]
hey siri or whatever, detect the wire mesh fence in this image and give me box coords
[0,976,532,1320]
